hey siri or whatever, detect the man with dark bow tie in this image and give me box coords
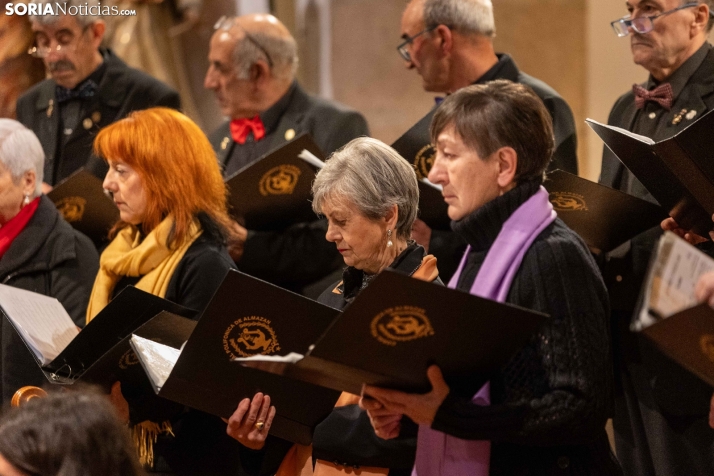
[205,14,368,295]
[16,0,180,193]
[599,1,714,474]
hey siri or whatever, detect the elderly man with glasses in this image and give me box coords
[205,14,369,297]
[16,0,180,193]
[599,1,714,475]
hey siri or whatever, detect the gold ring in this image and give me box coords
[254,421,265,430]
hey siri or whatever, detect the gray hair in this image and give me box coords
[0,120,45,197]
[30,0,102,27]
[234,30,298,81]
[424,0,495,37]
[312,137,419,240]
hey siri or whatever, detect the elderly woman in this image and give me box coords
[361,81,621,476]
[0,119,98,403]
[0,390,144,476]
[226,137,438,475]
[89,107,240,473]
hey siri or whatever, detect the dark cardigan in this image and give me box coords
[432,180,622,476]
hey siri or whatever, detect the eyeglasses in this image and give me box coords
[214,15,274,68]
[397,25,437,62]
[27,25,91,58]
[610,2,700,37]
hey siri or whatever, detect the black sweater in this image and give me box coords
[432,180,621,476]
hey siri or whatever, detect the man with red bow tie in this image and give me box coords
[599,1,714,475]
[205,13,368,296]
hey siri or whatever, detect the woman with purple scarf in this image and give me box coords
[362,81,622,476]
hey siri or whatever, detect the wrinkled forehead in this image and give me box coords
[31,14,81,34]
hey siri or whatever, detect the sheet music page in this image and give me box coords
[585,119,656,145]
[130,335,180,391]
[232,352,304,364]
[634,232,714,330]
[298,149,325,169]
[0,284,78,365]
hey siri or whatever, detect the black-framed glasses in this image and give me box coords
[397,25,437,62]
[27,24,91,58]
[214,15,274,68]
[610,1,700,37]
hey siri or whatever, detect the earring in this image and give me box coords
[387,229,393,248]
[22,195,30,206]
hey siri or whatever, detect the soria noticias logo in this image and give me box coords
[5,2,136,16]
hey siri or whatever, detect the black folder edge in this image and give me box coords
[240,269,549,396]
[0,286,195,385]
[544,169,668,252]
[129,270,342,445]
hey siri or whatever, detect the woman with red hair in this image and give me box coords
[88,107,240,474]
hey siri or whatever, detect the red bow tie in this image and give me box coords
[633,83,674,111]
[229,116,266,144]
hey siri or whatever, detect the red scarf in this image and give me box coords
[0,197,40,259]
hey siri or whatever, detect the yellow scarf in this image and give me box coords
[86,216,202,323]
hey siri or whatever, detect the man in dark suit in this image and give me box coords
[17,0,180,193]
[205,14,369,296]
[399,0,579,281]
[599,1,714,474]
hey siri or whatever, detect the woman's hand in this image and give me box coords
[362,365,450,427]
[108,381,130,424]
[227,220,248,262]
[359,395,403,440]
[695,272,714,308]
[661,217,711,244]
[225,392,275,450]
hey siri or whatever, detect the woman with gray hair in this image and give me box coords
[0,119,98,404]
[225,137,439,475]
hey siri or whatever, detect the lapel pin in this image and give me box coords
[46,99,54,118]
[671,108,688,125]
[284,128,296,141]
[221,137,230,150]
[82,118,93,130]
[686,110,697,120]
[91,111,101,123]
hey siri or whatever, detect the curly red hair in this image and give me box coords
[94,107,232,247]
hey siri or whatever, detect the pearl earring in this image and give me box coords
[387,229,393,248]
[22,195,31,206]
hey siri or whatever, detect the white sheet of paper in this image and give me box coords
[586,118,656,145]
[232,352,304,364]
[298,149,325,169]
[130,335,181,391]
[0,284,78,365]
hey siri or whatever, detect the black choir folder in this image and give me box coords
[633,232,714,387]
[129,270,341,445]
[238,269,548,399]
[225,134,326,231]
[391,110,451,230]
[0,284,195,389]
[587,111,714,236]
[544,170,667,253]
[47,168,119,244]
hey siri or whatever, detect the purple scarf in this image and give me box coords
[412,186,556,476]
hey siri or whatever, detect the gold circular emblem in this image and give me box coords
[55,196,87,222]
[259,165,301,196]
[223,316,281,358]
[549,192,588,212]
[284,128,296,141]
[699,334,714,362]
[118,349,139,370]
[370,306,434,346]
[413,144,436,180]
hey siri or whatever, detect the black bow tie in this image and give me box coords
[55,79,98,104]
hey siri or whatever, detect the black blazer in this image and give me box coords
[16,49,181,186]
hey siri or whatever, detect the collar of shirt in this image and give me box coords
[473,53,518,85]
[647,42,711,101]
[259,80,297,135]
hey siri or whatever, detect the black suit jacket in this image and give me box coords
[16,49,181,186]
[210,83,369,294]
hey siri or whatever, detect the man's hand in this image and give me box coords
[227,220,248,262]
[359,395,403,440]
[661,217,711,244]
[362,365,449,427]
[411,219,432,252]
[225,392,275,450]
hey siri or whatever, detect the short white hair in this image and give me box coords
[312,137,419,240]
[0,120,45,197]
[30,0,102,27]
[424,0,495,38]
